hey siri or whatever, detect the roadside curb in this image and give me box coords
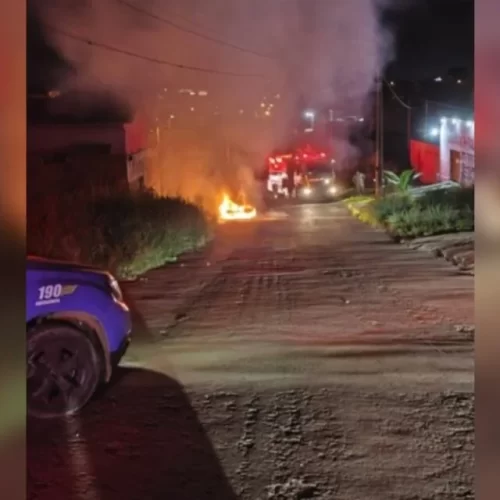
[345,200,475,275]
[402,234,475,275]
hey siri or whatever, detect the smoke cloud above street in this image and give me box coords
[33,0,400,209]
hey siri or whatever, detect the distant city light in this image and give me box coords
[190,107,195,111]
[430,127,439,137]
[457,79,462,84]
[260,103,266,108]
[451,118,459,125]
[264,110,271,116]
[304,110,315,118]
[390,81,395,86]
[434,77,443,82]
[358,117,365,122]
[440,117,447,123]
[198,90,208,96]
[466,120,474,127]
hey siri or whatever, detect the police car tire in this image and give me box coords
[27,321,101,419]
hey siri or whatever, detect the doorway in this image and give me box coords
[450,150,462,182]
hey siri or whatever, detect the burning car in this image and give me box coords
[218,193,257,221]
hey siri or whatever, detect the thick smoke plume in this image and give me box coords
[34,0,396,211]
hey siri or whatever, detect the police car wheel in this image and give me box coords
[27,322,102,419]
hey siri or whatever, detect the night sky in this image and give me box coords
[28,0,474,90]
[385,0,473,80]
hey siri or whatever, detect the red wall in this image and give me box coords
[410,140,439,184]
[124,113,149,154]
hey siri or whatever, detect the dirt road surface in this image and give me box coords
[28,203,474,500]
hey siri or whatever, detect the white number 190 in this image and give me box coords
[38,284,63,301]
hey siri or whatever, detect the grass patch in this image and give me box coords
[345,187,474,239]
[28,189,212,279]
[344,195,377,225]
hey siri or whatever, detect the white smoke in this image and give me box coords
[33,0,399,208]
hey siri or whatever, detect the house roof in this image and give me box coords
[28,89,134,125]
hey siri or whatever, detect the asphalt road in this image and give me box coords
[28,202,474,500]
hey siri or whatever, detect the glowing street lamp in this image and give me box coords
[304,110,315,129]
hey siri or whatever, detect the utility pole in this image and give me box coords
[374,75,382,197]
[155,125,163,195]
[380,77,384,196]
[424,100,428,134]
[407,99,412,155]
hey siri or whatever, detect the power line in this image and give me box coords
[383,79,472,114]
[45,24,267,78]
[115,0,277,61]
[383,78,411,109]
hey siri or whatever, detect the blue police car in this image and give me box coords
[27,256,132,419]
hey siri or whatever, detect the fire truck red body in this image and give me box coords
[266,145,334,198]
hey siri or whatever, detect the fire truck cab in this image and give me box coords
[266,145,339,201]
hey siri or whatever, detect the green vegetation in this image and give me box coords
[384,169,421,192]
[345,186,474,239]
[28,190,212,278]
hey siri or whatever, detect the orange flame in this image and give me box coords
[218,194,257,221]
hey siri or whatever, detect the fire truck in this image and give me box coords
[266,145,339,201]
[266,151,293,198]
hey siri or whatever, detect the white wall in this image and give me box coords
[439,119,474,185]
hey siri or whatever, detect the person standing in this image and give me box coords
[353,170,366,194]
[286,160,296,198]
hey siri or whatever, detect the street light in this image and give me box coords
[304,110,315,130]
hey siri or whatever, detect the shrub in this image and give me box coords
[28,190,211,278]
[415,187,474,212]
[386,204,474,238]
[371,194,414,224]
[348,186,474,239]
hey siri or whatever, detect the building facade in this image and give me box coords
[410,117,474,186]
[438,118,474,186]
[28,113,149,191]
